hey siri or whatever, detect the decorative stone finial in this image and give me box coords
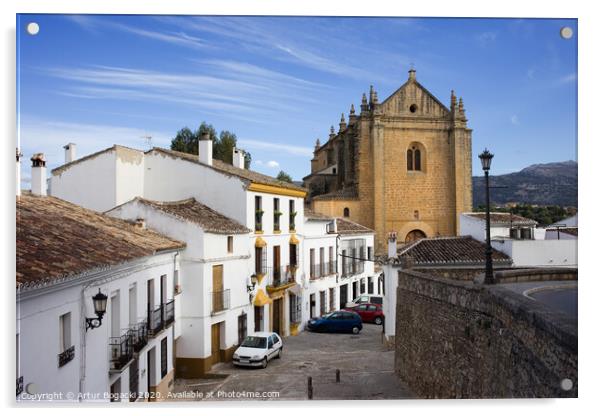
[315,138,321,150]
[350,104,355,116]
[451,90,457,107]
[339,113,347,132]
[361,93,369,113]
[408,68,416,81]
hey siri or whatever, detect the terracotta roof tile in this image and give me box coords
[312,187,358,201]
[135,197,250,234]
[305,210,333,221]
[336,218,374,234]
[17,192,185,289]
[398,236,512,266]
[464,212,538,226]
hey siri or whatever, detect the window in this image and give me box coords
[320,291,326,316]
[310,294,316,318]
[409,103,418,113]
[329,288,336,312]
[367,247,373,261]
[254,196,263,232]
[59,313,71,352]
[273,198,280,232]
[129,284,137,326]
[319,247,325,277]
[290,294,301,324]
[342,249,347,276]
[160,337,167,379]
[343,207,350,217]
[310,248,316,279]
[238,313,247,345]
[289,200,296,231]
[227,236,233,253]
[329,246,334,274]
[289,243,298,268]
[407,145,423,171]
[255,246,266,275]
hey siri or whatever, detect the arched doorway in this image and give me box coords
[405,229,426,243]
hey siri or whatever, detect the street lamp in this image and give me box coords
[479,149,495,284]
[85,289,108,331]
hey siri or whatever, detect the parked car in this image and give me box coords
[345,294,383,308]
[307,311,363,334]
[232,332,283,368]
[344,303,384,325]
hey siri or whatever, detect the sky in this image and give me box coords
[16,14,577,183]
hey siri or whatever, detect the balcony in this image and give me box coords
[266,266,296,290]
[211,289,231,315]
[341,258,364,278]
[310,262,336,280]
[129,320,148,353]
[58,345,75,368]
[109,334,133,372]
[16,376,23,396]
[164,300,175,327]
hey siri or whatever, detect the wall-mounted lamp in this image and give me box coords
[247,274,258,293]
[85,289,108,331]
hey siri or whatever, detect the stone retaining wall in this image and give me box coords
[394,269,577,398]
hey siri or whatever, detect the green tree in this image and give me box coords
[169,121,251,168]
[276,170,293,183]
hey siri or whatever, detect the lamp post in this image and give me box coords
[479,149,495,284]
[85,289,108,331]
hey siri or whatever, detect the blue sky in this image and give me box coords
[17,15,577,182]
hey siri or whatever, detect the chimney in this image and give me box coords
[16,148,22,198]
[232,147,245,169]
[31,153,47,196]
[63,143,76,164]
[387,231,398,259]
[198,132,212,166]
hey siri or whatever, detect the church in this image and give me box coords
[303,69,473,254]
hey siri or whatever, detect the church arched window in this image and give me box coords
[343,207,350,217]
[407,144,425,172]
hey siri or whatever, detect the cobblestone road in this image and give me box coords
[171,324,414,401]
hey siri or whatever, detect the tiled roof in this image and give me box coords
[398,236,512,266]
[149,147,307,193]
[51,145,140,175]
[17,192,185,290]
[305,209,333,221]
[464,212,538,226]
[560,227,578,237]
[135,197,250,234]
[336,218,374,234]
[312,187,359,201]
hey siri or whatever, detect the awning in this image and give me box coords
[288,283,302,296]
[289,234,300,245]
[255,237,267,248]
[253,288,273,306]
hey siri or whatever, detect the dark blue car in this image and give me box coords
[307,311,363,334]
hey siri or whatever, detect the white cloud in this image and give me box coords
[476,31,497,46]
[510,115,519,125]
[266,161,280,168]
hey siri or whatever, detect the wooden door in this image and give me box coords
[212,265,224,312]
[273,246,281,282]
[272,298,282,335]
[210,323,221,365]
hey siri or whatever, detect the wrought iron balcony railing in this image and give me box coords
[211,289,231,314]
[148,305,163,336]
[109,334,133,372]
[16,376,23,396]
[58,345,75,368]
[164,300,175,327]
[266,266,296,288]
[129,320,148,353]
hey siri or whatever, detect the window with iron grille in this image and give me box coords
[329,288,335,312]
[255,246,267,275]
[289,294,301,323]
[160,337,167,379]
[238,313,247,345]
[367,246,373,261]
[255,196,263,232]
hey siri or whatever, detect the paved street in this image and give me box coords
[171,324,414,401]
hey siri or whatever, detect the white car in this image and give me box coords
[345,294,383,308]
[232,332,283,368]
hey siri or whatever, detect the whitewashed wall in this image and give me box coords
[492,239,578,268]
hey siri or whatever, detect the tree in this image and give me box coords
[276,170,293,183]
[169,121,252,168]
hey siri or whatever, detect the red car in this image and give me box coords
[344,303,384,325]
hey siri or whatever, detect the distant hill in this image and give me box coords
[472,161,577,208]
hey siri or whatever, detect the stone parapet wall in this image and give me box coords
[394,270,577,398]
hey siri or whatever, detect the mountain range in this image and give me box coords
[472,161,577,208]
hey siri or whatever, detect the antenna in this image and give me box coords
[141,134,153,149]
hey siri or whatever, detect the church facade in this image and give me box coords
[303,69,473,254]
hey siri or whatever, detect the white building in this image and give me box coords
[546,214,578,240]
[49,141,308,340]
[106,197,252,377]
[17,190,185,402]
[460,212,577,268]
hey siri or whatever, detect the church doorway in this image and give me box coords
[405,229,426,243]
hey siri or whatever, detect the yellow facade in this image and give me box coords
[305,70,473,253]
